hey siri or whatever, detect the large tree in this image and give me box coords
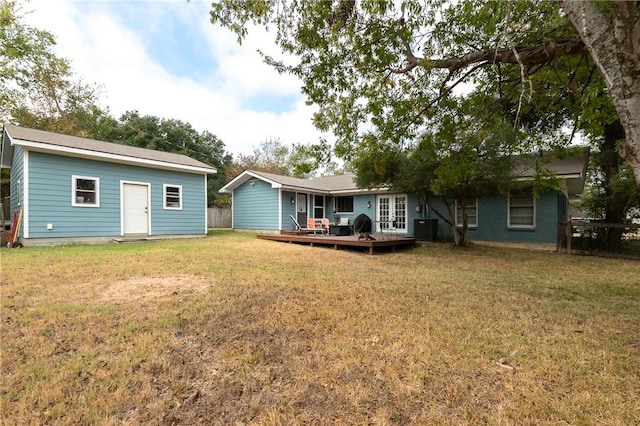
[353,98,519,245]
[1,0,105,198]
[559,0,640,184]
[1,1,233,207]
[210,0,640,186]
[225,137,323,181]
[108,111,233,207]
[1,0,104,134]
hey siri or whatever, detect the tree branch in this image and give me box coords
[392,38,586,74]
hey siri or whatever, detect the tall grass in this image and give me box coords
[1,231,639,425]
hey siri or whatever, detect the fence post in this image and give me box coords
[566,221,572,255]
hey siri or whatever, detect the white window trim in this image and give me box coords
[163,184,182,210]
[455,199,478,228]
[508,190,536,229]
[72,175,100,208]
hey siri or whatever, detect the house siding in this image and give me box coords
[150,174,207,235]
[354,196,376,222]
[281,191,298,231]
[424,191,562,244]
[226,173,568,245]
[25,151,206,238]
[10,145,24,214]
[233,179,279,230]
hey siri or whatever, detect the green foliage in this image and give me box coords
[1,1,233,207]
[226,138,336,181]
[1,0,103,127]
[582,164,640,221]
[211,0,638,238]
[211,0,584,158]
[582,127,640,222]
[105,112,232,207]
[226,138,293,179]
[352,98,519,245]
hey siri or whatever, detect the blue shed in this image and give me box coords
[1,124,216,246]
[220,149,589,248]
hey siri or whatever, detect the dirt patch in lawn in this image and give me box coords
[97,275,212,303]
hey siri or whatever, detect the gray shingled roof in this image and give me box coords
[310,174,360,191]
[220,148,589,195]
[514,147,590,178]
[249,170,360,192]
[2,124,216,172]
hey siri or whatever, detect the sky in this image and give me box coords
[23,0,328,157]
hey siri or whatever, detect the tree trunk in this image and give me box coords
[560,0,640,186]
[601,121,626,248]
[602,121,627,223]
[423,194,465,246]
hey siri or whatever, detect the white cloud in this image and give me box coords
[23,0,328,156]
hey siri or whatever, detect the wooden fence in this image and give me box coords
[557,220,640,260]
[207,207,232,229]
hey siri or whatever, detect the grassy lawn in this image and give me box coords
[1,230,639,425]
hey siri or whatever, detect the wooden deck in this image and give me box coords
[257,232,416,255]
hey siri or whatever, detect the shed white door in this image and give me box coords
[123,183,149,235]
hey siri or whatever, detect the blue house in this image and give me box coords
[219,149,589,247]
[1,124,216,246]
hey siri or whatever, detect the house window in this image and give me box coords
[334,196,354,213]
[72,176,99,207]
[164,184,182,210]
[314,195,324,218]
[509,188,535,228]
[455,200,478,228]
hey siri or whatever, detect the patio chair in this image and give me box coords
[290,215,308,232]
[307,218,327,235]
[321,218,331,234]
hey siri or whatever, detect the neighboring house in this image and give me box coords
[1,124,216,246]
[219,148,589,246]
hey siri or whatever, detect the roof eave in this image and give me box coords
[328,187,391,195]
[13,139,216,174]
[515,173,583,181]
[219,170,284,194]
[0,128,13,168]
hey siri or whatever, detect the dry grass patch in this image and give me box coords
[1,231,639,425]
[97,275,212,304]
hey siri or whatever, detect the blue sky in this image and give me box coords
[24,0,327,156]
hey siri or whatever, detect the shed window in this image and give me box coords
[72,176,99,207]
[164,184,182,210]
[455,200,478,228]
[334,196,354,213]
[509,188,535,228]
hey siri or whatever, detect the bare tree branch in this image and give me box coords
[392,38,587,74]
